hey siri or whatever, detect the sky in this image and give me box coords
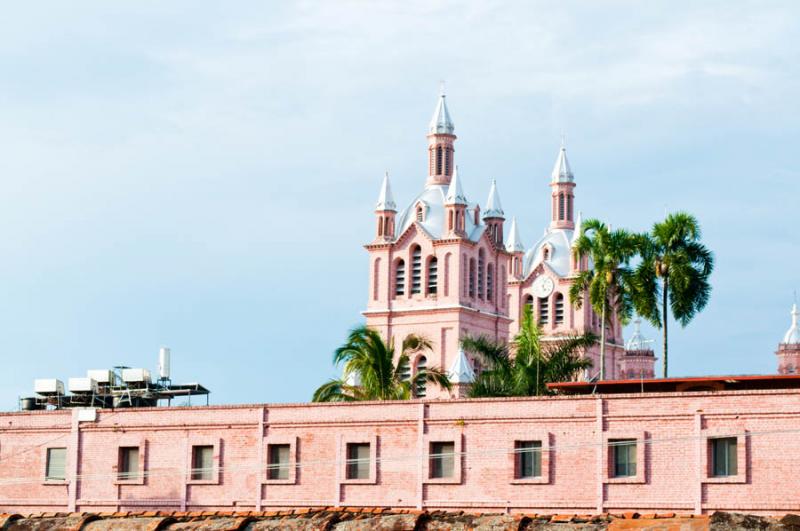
[0,1,798,409]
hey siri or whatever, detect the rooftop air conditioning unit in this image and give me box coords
[121,368,151,384]
[87,370,115,385]
[68,377,98,394]
[34,379,64,396]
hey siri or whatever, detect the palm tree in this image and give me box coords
[569,219,640,380]
[634,212,714,378]
[461,306,595,397]
[312,326,451,402]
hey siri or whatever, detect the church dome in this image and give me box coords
[522,227,574,278]
[783,303,800,344]
[394,183,486,243]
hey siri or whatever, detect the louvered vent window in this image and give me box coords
[436,147,443,174]
[486,263,494,301]
[395,260,405,297]
[477,251,485,299]
[559,194,565,220]
[415,356,427,397]
[524,295,534,315]
[555,293,564,324]
[411,247,422,294]
[427,257,438,295]
[538,297,549,325]
[468,259,476,298]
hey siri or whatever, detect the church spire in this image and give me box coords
[549,142,576,230]
[426,88,457,187]
[373,172,397,242]
[375,171,396,211]
[482,179,504,219]
[444,166,467,205]
[784,303,800,345]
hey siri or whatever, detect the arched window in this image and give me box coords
[377,217,383,237]
[427,256,438,295]
[444,147,450,175]
[543,246,550,261]
[554,293,564,324]
[436,146,443,174]
[394,259,405,297]
[444,253,451,296]
[477,250,485,299]
[558,194,565,220]
[373,258,381,301]
[448,210,454,231]
[416,206,424,222]
[415,356,428,397]
[411,246,422,294]
[469,258,476,298]
[538,296,549,325]
[567,195,572,221]
[474,207,479,225]
[486,263,494,302]
[524,294,534,315]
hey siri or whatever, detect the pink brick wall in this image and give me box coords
[0,390,798,515]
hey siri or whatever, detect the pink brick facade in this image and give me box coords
[1,389,799,515]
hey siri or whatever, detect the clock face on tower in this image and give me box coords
[532,276,555,298]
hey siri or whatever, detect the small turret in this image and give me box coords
[505,216,525,278]
[777,303,800,374]
[621,318,656,379]
[426,90,457,187]
[447,348,476,398]
[444,166,468,237]
[374,172,397,242]
[550,142,576,230]
[482,180,505,247]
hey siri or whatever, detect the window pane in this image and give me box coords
[516,441,542,478]
[612,440,637,477]
[119,447,139,480]
[712,438,737,477]
[46,448,67,481]
[346,443,371,480]
[191,445,214,480]
[267,444,290,480]
[430,442,455,479]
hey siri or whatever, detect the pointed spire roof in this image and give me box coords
[783,303,800,344]
[482,179,504,219]
[445,166,468,205]
[551,143,574,183]
[626,318,652,351]
[505,216,525,252]
[447,348,475,384]
[429,90,454,135]
[571,211,583,244]
[375,171,397,211]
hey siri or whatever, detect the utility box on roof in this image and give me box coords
[121,368,151,384]
[34,379,64,396]
[69,377,98,394]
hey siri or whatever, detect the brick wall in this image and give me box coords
[0,389,798,515]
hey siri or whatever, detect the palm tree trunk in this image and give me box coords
[600,298,606,380]
[662,276,668,378]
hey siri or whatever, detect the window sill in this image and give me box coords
[510,476,549,485]
[340,477,377,485]
[187,478,219,486]
[113,478,145,485]
[424,477,461,485]
[703,475,745,484]
[263,477,296,485]
[605,475,645,484]
[43,479,68,485]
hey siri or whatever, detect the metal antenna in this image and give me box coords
[439,80,446,97]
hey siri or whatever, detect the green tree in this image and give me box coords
[569,219,640,380]
[312,326,451,402]
[634,212,714,378]
[461,306,595,397]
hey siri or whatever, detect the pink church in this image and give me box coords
[366,93,649,398]
[1,94,799,517]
